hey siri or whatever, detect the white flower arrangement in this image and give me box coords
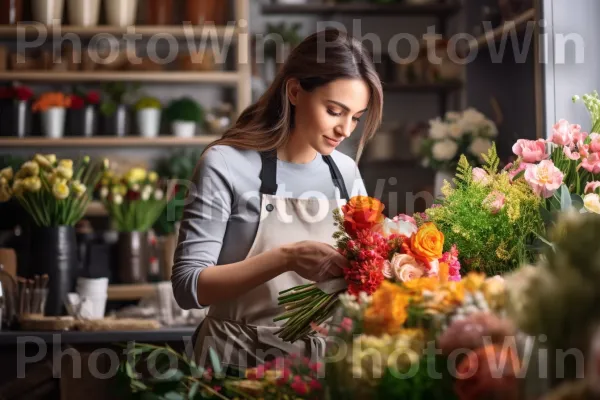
[418,108,497,171]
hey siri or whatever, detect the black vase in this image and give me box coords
[116,232,149,284]
[100,104,130,137]
[67,105,97,137]
[29,226,78,316]
[0,99,31,137]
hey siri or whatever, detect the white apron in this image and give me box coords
[193,150,350,370]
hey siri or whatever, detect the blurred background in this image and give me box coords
[0,0,595,314]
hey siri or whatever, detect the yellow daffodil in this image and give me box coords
[45,154,57,164]
[34,154,54,170]
[58,159,73,170]
[56,165,73,180]
[22,176,41,192]
[148,172,158,183]
[71,181,86,198]
[0,167,13,180]
[20,161,40,177]
[125,168,147,184]
[0,185,11,202]
[52,181,70,200]
[12,180,23,196]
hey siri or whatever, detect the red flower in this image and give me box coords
[70,95,85,110]
[14,86,33,101]
[86,91,100,105]
[291,380,308,396]
[308,379,322,391]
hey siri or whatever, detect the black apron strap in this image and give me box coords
[323,155,350,201]
[259,150,278,195]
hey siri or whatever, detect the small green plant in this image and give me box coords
[264,22,303,60]
[100,82,140,116]
[165,97,204,124]
[134,96,161,111]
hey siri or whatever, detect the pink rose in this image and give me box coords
[585,181,600,194]
[472,168,491,185]
[524,160,564,198]
[512,139,548,163]
[580,153,600,174]
[382,260,394,279]
[389,253,424,282]
[483,190,506,214]
[589,133,600,153]
[395,214,417,225]
[550,119,576,146]
[382,216,418,237]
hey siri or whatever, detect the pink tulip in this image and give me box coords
[589,133,600,153]
[483,190,506,214]
[524,160,564,198]
[580,153,600,174]
[563,145,581,160]
[512,139,548,163]
[505,161,532,182]
[472,168,491,185]
[585,181,600,194]
[550,119,576,146]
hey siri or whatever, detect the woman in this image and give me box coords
[171,28,383,371]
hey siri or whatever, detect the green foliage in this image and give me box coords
[100,82,140,116]
[135,96,162,111]
[453,155,472,186]
[264,22,303,59]
[165,97,204,124]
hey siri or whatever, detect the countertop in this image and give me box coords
[0,326,197,346]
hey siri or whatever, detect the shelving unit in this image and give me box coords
[262,2,461,17]
[0,71,241,83]
[465,8,536,53]
[0,135,221,147]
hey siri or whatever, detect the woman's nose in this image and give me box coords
[336,118,353,138]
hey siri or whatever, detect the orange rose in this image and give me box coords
[342,195,385,238]
[410,222,444,262]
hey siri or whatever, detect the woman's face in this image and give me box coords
[288,78,371,155]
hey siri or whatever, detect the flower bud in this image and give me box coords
[52,181,70,200]
[23,176,41,192]
[21,161,40,177]
[0,167,13,181]
[71,181,86,198]
[56,166,73,180]
[34,154,53,170]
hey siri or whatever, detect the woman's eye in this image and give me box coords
[352,117,361,123]
[327,109,341,117]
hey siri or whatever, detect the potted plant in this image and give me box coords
[31,0,64,25]
[264,22,303,72]
[100,82,139,137]
[67,0,100,26]
[0,154,106,315]
[0,85,34,138]
[134,96,162,138]
[104,0,138,27]
[164,97,204,138]
[153,149,201,280]
[96,166,169,284]
[67,89,100,137]
[32,92,72,139]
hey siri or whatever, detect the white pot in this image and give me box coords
[171,121,196,138]
[137,108,161,138]
[31,0,65,25]
[104,0,138,27]
[42,107,66,139]
[434,170,455,199]
[67,0,100,26]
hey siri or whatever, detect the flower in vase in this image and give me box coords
[524,160,563,198]
[429,117,448,139]
[585,181,600,194]
[511,139,548,163]
[447,122,463,139]
[52,181,70,200]
[584,193,600,214]
[432,139,458,161]
[469,137,493,160]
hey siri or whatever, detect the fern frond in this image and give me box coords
[454,155,473,185]
[482,143,500,175]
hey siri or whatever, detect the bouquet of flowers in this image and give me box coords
[0,154,105,226]
[275,196,462,343]
[426,144,543,275]
[96,167,170,232]
[418,108,497,171]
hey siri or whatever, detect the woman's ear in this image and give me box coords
[286,78,301,106]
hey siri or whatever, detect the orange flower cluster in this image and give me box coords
[32,92,72,112]
[341,195,385,237]
[363,281,408,336]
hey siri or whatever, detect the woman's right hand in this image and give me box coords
[280,240,348,282]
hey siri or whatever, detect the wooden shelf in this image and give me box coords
[0,135,220,147]
[0,24,239,38]
[383,81,463,93]
[0,71,240,83]
[465,8,536,53]
[107,283,157,301]
[263,1,461,16]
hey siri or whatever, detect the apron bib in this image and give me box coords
[193,151,350,369]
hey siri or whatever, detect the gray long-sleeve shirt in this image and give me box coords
[171,145,367,310]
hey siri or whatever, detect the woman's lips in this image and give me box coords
[324,136,341,147]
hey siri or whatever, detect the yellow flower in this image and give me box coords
[363,281,408,335]
[0,177,6,186]
[148,172,158,183]
[12,180,23,196]
[58,159,73,170]
[52,181,70,200]
[46,154,57,164]
[34,154,54,170]
[0,167,13,180]
[71,181,86,198]
[102,158,110,170]
[0,185,11,202]
[462,272,486,292]
[22,177,41,192]
[56,165,73,180]
[125,168,147,183]
[20,161,40,177]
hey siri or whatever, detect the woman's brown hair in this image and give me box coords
[204,28,383,161]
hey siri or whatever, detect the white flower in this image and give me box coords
[131,183,140,192]
[482,120,498,137]
[113,193,123,205]
[382,217,417,237]
[100,187,109,199]
[429,118,448,139]
[584,193,600,213]
[141,190,151,201]
[447,123,464,139]
[432,139,458,161]
[445,111,461,121]
[154,189,164,201]
[469,138,493,160]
